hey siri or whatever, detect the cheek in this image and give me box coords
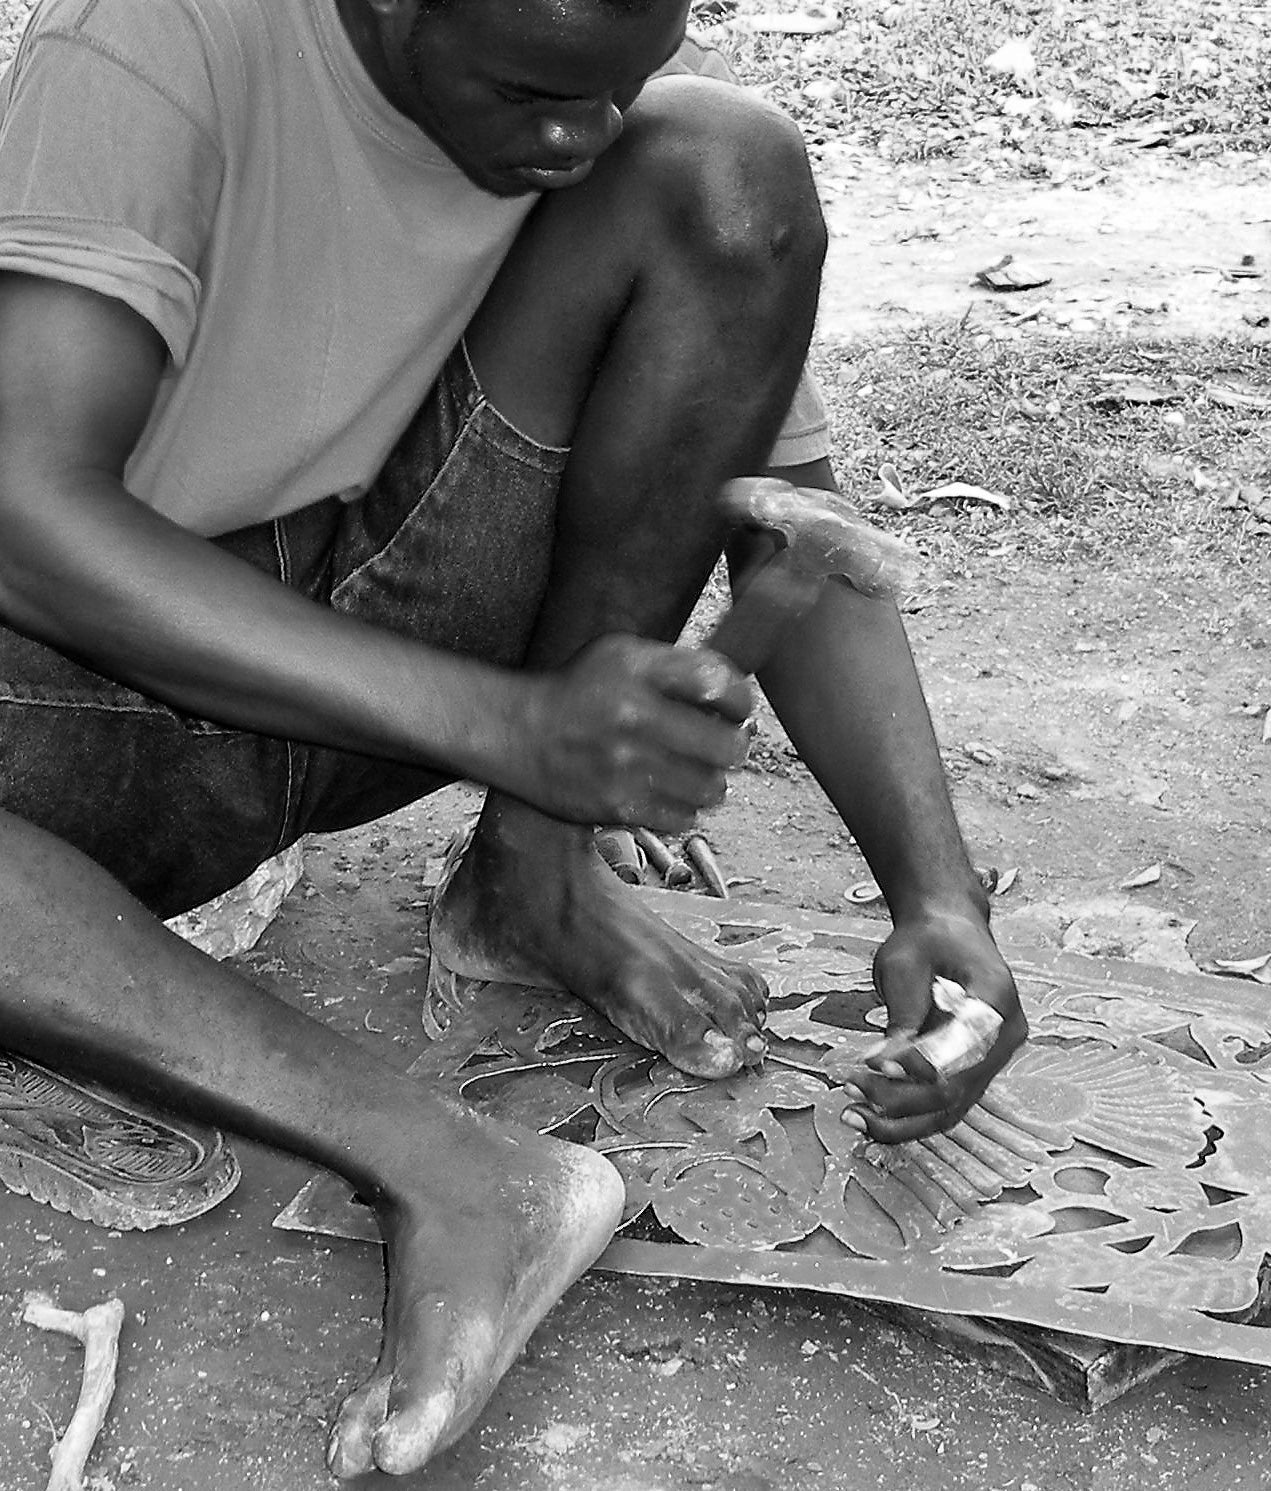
[461,106,540,158]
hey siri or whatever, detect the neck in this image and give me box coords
[334,0,412,115]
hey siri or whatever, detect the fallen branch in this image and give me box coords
[22,1292,126,1491]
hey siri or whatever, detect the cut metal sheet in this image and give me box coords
[274,897,1271,1367]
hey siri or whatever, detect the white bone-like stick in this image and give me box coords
[22,1292,127,1491]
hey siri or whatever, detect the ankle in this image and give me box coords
[475,795,593,858]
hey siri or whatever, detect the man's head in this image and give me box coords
[345,0,690,196]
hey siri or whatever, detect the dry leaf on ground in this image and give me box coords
[917,481,1011,510]
[736,5,840,34]
[1207,953,1271,984]
[1120,862,1163,889]
[876,462,913,509]
[984,38,1037,86]
[1091,374,1182,406]
[1206,381,1271,412]
[974,254,1053,292]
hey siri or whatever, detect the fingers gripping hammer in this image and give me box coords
[706,478,918,674]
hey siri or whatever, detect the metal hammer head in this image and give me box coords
[718,478,919,599]
[705,478,919,676]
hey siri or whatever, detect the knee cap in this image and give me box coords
[626,79,827,279]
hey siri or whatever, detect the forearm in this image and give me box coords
[751,458,984,920]
[0,464,522,783]
[750,462,1022,1139]
[757,578,987,922]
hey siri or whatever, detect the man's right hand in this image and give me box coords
[0,275,754,830]
[509,635,754,832]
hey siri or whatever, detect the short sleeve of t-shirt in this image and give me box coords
[0,0,224,365]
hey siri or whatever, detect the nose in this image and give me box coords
[539,100,623,164]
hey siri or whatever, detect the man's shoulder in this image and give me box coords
[18,0,285,133]
[28,0,275,72]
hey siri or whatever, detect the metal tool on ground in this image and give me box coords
[684,833,729,899]
[595,827,646,885]
[706,477,919,675]
[633,827,694,888]
[23,1293,126,1491]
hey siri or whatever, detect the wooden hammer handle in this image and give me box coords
[705,548,825,675]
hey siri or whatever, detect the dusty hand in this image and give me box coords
[514,634,754,832]
[845,907,1027,1143]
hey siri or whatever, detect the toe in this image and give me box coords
[732,962,769,1027]
[628,966,767,1078]
[372,1306,500,1474]
[668,1014,748,1079]
[373,1387,459,1475]
[328,1375,391,1479]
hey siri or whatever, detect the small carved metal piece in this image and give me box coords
[275,897,1271,1369]
[0,1053,240,1229]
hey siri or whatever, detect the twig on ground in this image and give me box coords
[22,1292,126,1491]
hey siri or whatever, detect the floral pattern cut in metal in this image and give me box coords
[275,896,1271,1368]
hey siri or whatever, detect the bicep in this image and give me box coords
[0,273,166,482]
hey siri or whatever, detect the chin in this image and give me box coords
[447,152,534,199]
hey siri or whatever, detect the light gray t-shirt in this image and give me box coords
[0,0,830,535]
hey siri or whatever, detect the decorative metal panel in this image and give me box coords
[275,897,1271,1366]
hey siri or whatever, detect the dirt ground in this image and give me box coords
[7,791,1271,1491]
[815,150,1269,341]
[2,78,1270,1491]
[721,147,1270,975]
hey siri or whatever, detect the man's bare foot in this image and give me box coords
[428,803,769,1079]
[327,1103,624,1478]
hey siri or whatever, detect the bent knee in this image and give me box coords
[618,77,827,280]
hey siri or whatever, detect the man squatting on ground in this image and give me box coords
[0,0,1028,1476]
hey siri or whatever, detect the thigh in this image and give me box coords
[0,514,327,917]
[294,342,568,834]
[0,623,293,919]
[0,346,570,888]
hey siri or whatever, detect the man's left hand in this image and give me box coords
[846,908,1027,1144]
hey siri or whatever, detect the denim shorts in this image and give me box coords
[0,345,568,918]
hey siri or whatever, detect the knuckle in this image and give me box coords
[610,697,643,734]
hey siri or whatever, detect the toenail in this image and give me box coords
[745,1033,767,1054]
[839,1082,866,1103]
[704,1029,733,1051]
[841,1108,869,1132]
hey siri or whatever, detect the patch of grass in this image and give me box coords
[813,325,1271,570]
[707,0,1271,171]
[0,1,34,62]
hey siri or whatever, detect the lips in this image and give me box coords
[512,159,595,190]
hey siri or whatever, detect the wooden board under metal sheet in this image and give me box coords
[271,893,1271,1408]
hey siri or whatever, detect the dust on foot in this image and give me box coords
[428,819,769,1078]
[327,1131,623,1478]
